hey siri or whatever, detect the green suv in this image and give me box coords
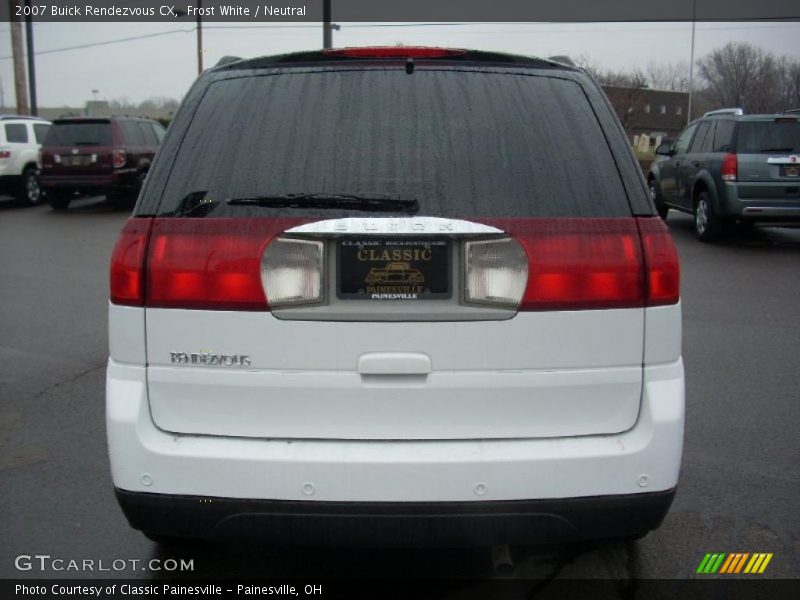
[648,109,800,242]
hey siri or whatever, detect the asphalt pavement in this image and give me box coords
[1,195,798,584]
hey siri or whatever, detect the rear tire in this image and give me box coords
[19,166,42,205]
[648,178,668,220]
[694,191,722,242]
[47,191,72,210]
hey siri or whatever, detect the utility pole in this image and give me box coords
[25,0,38,115]
[323,0,332,49]
[686,0,696,124]
[196,0,203,74]
[10,20,29,115]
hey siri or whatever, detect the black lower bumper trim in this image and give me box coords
[115,488,676,547]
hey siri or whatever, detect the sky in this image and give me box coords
[0,20,799,108]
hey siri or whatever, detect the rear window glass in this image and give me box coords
[735,120,800,153]
[43,122,112,147]
[4,123,28,143]
[156,69,629,217]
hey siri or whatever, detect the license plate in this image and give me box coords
[783,166,799,177]
[338,239,450,300]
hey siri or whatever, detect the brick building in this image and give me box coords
[602,86,690,144]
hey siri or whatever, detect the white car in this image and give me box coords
[107,47,684,547]
[0,115,51,204]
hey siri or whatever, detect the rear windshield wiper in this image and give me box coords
[226,193,419,214]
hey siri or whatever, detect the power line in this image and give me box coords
[1,21,799,61]
[0,24,327,60]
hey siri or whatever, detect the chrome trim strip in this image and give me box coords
[742,207,800,216]
[285,217,504,236]
[766,155,799,165]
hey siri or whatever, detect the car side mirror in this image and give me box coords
[655,142,673,156]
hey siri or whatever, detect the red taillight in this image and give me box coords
[110,218,153,306]
[637,217,680,307]
[113,148,127,168]
[478,218,679,311]
[0,148,11,159]
[509,219,644,310]
[145,218,304,311]
[721,152,737,182]
[324,46,467,59]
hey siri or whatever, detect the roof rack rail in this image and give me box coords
[0,114,48,121]
[703,108,744,117]
[547,55,575,67]
[216,55,243,67]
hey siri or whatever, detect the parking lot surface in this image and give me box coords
[1,195,799,582]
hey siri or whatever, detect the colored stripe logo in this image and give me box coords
[696,552,773,574]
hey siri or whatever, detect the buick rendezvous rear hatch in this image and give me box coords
[115,50,676,441]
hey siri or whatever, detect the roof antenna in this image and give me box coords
[405,58,415,75]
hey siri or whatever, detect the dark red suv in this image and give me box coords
[39,116,166,209]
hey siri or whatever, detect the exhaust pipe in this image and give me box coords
[491,544,514,575]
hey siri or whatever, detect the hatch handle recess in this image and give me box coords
[357,352,432,375]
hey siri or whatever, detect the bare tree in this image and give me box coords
[138,96,180,111]
[775,56,800,111]
[109,96,134,110]
[696,42,783,113]
[645,60,690,92]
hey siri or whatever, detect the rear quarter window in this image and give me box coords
[119,121,145,145]
[137,122,158,146]
[712,120,735,152]
[4,123,29,143]
[689,121,713,153]
[154,68,631,218]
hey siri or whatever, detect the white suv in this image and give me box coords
[0,116,51,204]
[107,48,684,546]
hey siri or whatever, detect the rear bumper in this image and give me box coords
[107,357,684,543]
[115,487,676,546]
[720,182,800,221]
[40,169,136,191]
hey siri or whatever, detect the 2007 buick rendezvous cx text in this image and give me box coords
[106,47,683,546]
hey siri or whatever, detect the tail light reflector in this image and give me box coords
[464,237,528,307]
[109,218,153,306]
[113,148,127,168]
[721,153,737,181]
[479,218,679,311]
[0,148,11,159]
[261,237,325,308]
[147,220,273,310]
[637,217,680,306]
[494,219,645,311]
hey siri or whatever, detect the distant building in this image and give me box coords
[602,86,689,145]
[5,103,176,123]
